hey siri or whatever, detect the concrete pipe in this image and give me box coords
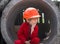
[1,0,60,44]
[0,0,11,18]
[0,0,10,11]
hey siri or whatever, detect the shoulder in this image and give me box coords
[20,22,29,27]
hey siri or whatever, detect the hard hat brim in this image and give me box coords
[30,15,41,18]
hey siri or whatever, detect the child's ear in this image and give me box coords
[26,19,29,23]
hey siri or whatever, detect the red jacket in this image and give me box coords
[17,22,39,41]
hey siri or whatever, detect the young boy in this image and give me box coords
[14,7,41,44]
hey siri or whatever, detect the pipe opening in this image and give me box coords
[1,0,57,44]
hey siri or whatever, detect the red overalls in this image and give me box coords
[14,22,40,44]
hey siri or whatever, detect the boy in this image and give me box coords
[15,7,41,44]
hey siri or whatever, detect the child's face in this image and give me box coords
[27,18,38,25]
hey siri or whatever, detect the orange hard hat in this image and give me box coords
[23,7,41,20]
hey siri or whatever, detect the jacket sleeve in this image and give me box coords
[17,23,26,42]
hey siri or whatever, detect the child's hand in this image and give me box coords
[25,40,30,44]
[31,23,36,28]
[31,24,36,34]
